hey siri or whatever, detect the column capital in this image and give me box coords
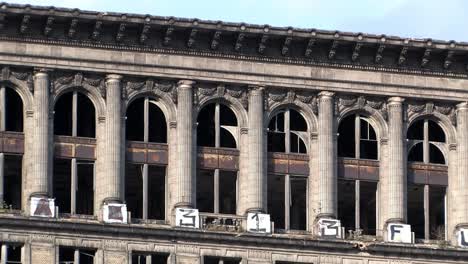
[318,91,334,99]
[456,102,468,110]
[33,68,53,78]
[387,96,405,105]
[248,84,265,91]
[177,80,195,88]
[105,74,123,83]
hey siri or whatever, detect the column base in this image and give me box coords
[29,194,55,218]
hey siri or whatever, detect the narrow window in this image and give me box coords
[3,155,22,210]
[53,159,94,215]
[54,91,95,138]
[338,114,377,160]
[196,170,237,214]
[268,109,307,153]
[197,103,238,149]
[58,247,96,264]
[2,86,24,132]
[126,97,167,143]
[131,252,169,264]
[0,244,22,264]
[204,256,241,264]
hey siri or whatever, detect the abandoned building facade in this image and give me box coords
[1,2,468,264]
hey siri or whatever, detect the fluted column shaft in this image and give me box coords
[175,80,195,208]
[317,91,336,218]
[245,86,265,213]
[104,74,123,202]
[385,97,406,224]
[31,70,50,197]
[453,103,468,235]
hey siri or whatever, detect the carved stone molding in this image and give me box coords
[336,94,387,119]
[265,88,317,115]
[407,101,457,126]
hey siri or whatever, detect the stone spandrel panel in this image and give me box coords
[31,245,54,264]
[343,258,363,264]
[320,255,342,264]
[104,251,127,264]
[177,255,200,264]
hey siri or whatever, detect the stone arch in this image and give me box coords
[407,112,456,146]
[266,101,318,134]
[51,83,106,119]
[196,95,248,129]
[0,78,33,112]
[338,105,388,141]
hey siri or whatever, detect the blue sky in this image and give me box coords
[6,0,468,42]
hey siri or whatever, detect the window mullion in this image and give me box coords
[143,97,149,143]
[215,103,220,148]
[285,110,290,153]
[72,91,78,137]
[355,115,360,158]
[285,174,290,230]
[142,164,148,220]
[0,85,5,131]
[423,120,429,163]
[214,169,220,214]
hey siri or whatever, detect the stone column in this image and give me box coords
[174,80,195,208]
[316,91,336,219]
[384,97,406,226]
[452,102,468,242]
[30,70,51,198]
[103,74,123,203]
[243,86,265,213]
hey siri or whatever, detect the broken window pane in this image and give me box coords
[76,93,95,138]
[126,98,145,141]
[290,177,306,230]
[4,155,22,210]
[429,144,445,164]
[58,247,74,263]
[197,103,238,148]
[148,100,167,143]
[430,186,446,240]
[4,87,23,132]
[54,158,72,214]
[408,143,424,162]
[290,109,307,131]
[58,247,96,264]
[219,171,237,214]
[220,104,237,126]
[148,165,166,220]
[196,170,237,214]
[407,119,424,140]
[54,92,73,136]
[131,252,169,264]
[54,92,96,138]
[338,179,355,232]
[338,115,356,158]
[126,98,167,143]
[268,109,307,154]
[76,162,94,215]
[428,120,446,143]
[407,184,424,239]
[268,174,285,229]
[360,181,377,235]
[196,170,214,213]
[267,132,285,152]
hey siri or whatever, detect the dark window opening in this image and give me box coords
[204,256,241,264]
[268,109,308,154]
[428,120,445,142]
[338,115,356,158]
[125,164,166,220]
[54,92,73,136]
[407,119,424,140]
[197,103,238,149]
[4,155,22,209]
[408,143,424,162]
[54,92,96,138]
[360,140,377,160]
[76,162,94,215]
[407,184,424,239]
[126,98,167,143]
[0,244,22,263]
[290,177,306,230]
[58,247,96,264]
[360,181,377,235]
[131,252,169,264]
[338,180,355,232]
[54,159,72,214]
[197,170,237,214]
[4,87,23,132]
[268,174,285,229]
[429,144,445,164]
[430,186,446,240]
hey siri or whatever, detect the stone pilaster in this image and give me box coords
[451,102,468,242]
[103,74,123,203]
[244,86,265,213]
[383,97,406,226]
[30,70,51,199]
[316,91,336,219]
[175,80,195,208]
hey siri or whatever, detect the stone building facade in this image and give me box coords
[0,2,467,264]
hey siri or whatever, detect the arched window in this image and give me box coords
[338,114,378,160]
[54,91,96,138]
[196,102,239,215]
[267,108,307,153]
[53,91,96,216]
[126,97,167,143]
[407,118,447,240]
[197,103,238,148]
[407,119,446,164]
[125,96,167,221]
[0,86,24,210]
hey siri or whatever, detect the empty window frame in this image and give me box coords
[338,114,378,160]
[197,170,237,214]
[267,109,307,153]
[407,119,446,164]
[0,86,23,132]
[407,184,446,240]
[54,91,96,138]
[53,159,94,215]
[267,174,307,231]
[0,244,22,264]
[0,154,22,210]
[58,247,96,264]
[197,103,238,148]
[203,256,241,264]
[338,179,377,236]
[125,164,166,220]
[131,252,169,264]
[126,97,167,143]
